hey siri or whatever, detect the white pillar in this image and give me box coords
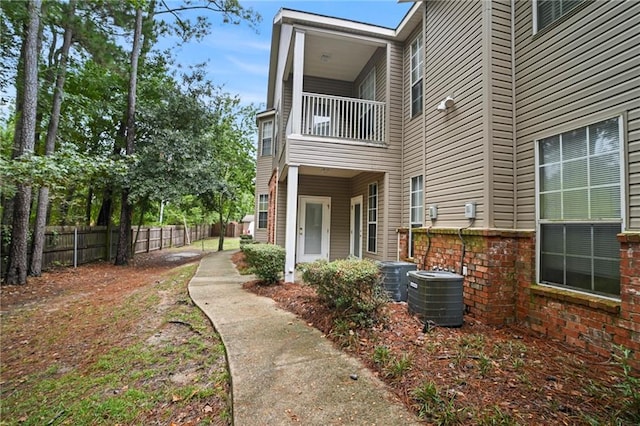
[284,165,299,282]
[291,29,305,135]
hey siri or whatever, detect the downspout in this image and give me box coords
[511,0,518,229]
[458,219,476,275]
[421,225,432,271]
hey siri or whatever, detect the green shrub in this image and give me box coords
[239,235,257,246]
[300,258,387,326]
[241,244,285,284]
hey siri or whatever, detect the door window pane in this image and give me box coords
[304,203,322,255]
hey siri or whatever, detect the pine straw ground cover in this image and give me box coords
[234,252,639,425]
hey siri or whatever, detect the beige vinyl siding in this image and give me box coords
[287,138,392,172]
[276,181,287,246]
[402,24,425,226]
[386,41,405,256]
[279,80,293,171]
[514,0,640,230]
[255,115,275,243]
[254,156,272,242]
[298,175,351,260]
[490,0,515,229]
[424,0,485,226]
[629,106,640,229]
[304,76,353,97]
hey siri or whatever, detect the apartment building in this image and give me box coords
[254,1,640,362]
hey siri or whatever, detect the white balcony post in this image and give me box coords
[291,30,305,135]
[284,165,299,282]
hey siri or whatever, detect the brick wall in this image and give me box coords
[399,228,640,367]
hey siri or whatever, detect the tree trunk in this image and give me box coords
[29,0,76,277]
[6,0,42,285]
[115,7,143,266]
[1,22,28,231]
[85,187,93,225]
[217,199,225,252]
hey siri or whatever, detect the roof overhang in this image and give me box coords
[266,2,424,108]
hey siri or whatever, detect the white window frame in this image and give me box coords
[410,34,424,117]
[367,182,378,253]
[533,0,584,35]
[535,116,625,299]
[409,175,424,257]
[261,120,273,156]
[258,194,269,229]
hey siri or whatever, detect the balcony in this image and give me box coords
[290,92,386,145]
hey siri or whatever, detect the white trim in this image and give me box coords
[532,0,540,35]
[297,195,331,263]
[291,29,305,135]
[257,194,269,229]
[284,166,299,282]
[260,120,273,156]
[534,115,625,296]
[409,175,424,257]
[367,183,378,254]
[350,195,363,259]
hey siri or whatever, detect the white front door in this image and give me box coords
[297,196,331,263]
[350,196,363,259]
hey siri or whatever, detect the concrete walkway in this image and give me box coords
[188,250,421,425]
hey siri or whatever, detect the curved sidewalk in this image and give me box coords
[188,250,421,425]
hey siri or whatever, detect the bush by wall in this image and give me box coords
[241,243,285,284]
[301,258,387,326]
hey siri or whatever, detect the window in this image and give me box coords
[409,176,424,257]
[368,183,378,253]
[359,69,376,139]
[261,120,273,156]
[410,34,424,117]
[535,0,583,33]
[537,117,622,297]
[359,69,376,101]
[258,194,269,229]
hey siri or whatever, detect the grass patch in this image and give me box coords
[173,237,240,252]
[1,264,231,425]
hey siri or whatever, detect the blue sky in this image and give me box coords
[166,0,413,108]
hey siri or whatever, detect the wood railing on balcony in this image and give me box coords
[297,92,386,144]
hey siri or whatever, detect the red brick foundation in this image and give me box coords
[398,228,640,367]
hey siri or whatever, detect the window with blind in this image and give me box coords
[258,194,268,229]
[537,117,622,297]
[410,35,423,117]
[409,176,423,257]
[261,120,273,156]
[368,183,378,253]
[535,0,583,33]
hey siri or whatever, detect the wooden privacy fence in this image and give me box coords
[1,224,214,274]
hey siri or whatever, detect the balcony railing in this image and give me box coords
[298,92,386,144]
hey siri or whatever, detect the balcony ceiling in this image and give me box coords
[304,33,379,82]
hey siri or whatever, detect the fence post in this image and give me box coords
[147,227,150,253]
[160,227,163,250]
[74,227,78,268]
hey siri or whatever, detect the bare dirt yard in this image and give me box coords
[1,246,231,425]
[236,252,640,425]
